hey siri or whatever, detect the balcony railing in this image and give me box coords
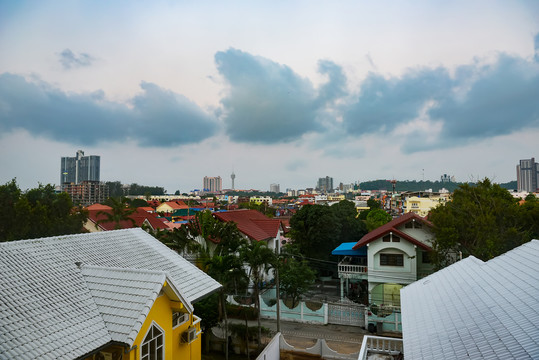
[358,335,403,360]
[338,263,368,274]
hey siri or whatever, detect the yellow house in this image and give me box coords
[403,196,446,217]
[0,228,221,360]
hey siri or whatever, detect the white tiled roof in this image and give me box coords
[0,228,221,360]
[80,265,167,346]
[401,240,539,359]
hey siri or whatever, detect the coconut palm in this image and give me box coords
[96,197,136,230]
[240,241,277,348]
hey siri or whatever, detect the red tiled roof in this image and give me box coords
[352,212,433,251]
[214,209,281,242]
[85,204,112,211]
[138,207,155,212]
[163,200,188,210]
[87,208,168,231]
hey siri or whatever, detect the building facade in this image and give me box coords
[61,150,100,188]
[517,157,539,193]
[63,180,109,207]
[317,176,334,193]
[270,183,280,193]
[203,176,222,193]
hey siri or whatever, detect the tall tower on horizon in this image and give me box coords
[517,157,539,192]
[231,171,236,190]
[60,150,100,189]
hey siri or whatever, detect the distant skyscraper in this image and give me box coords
[231,171,236,190]
[517,158,539,192]
[270,183,280,193]
[203,176,222,193]
[317,176,334,193]
[61,150,100,189]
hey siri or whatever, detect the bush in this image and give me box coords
[226,304,258,320]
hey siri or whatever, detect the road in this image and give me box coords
[214,317,368,354]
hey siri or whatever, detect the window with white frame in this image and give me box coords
[141,324,164,360]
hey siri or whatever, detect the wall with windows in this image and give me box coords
[130,293,200,360]
[367,234,418,287]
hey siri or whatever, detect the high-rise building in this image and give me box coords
[63,181,109,207]
[231,171,236,190]
[61,150,100,189]
[270,183,280,193]
[517,158,539,192]
[317,176,334,193]
[203,176,222,193]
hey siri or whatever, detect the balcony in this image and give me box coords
[358,335,403,360]
[338,261,368,280]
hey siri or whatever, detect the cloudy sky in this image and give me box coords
[1,1,538,193]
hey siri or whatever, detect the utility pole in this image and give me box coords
[275,238,281,333]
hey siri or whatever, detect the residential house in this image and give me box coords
[403,195,448,217]
[84,207,169,232]
[213,209,283,253]
[333,212,435,307]
[358,239,539,359]
[156,200,189,215]
[0,228,222,360]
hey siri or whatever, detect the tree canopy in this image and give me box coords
[289,200,367,262]
[0,179,87,242]
[429,179,539,269]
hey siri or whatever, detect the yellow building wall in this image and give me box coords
[86,294,201,360]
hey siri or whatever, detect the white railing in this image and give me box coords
[358,335,403,360]
[338,263,368,274]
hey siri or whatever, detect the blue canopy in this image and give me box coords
[332,242,367,256]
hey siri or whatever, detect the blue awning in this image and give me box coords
[332,242,367,256]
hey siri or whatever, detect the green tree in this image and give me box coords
[365,208,392,231]
[240,241,277,349]
[97,197,136,230]
[429,179,530,269]
[289,201,367,262]
[279,247,316,308]
[0,179,87,242]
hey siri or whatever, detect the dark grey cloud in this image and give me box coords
[343,67,454,134]
[343,53,539,152]
[0,73,217,147]
[58,49,95,69]
[429,54,539,143]
[215,49,346,143]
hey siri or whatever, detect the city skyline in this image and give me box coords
[1,1,538,193]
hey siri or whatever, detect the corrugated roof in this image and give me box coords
[401,240,539,359]
[0,229,221,359]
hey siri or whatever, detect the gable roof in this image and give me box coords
[86,203,113,211]
[214,209,281,241]
[0,228,221,360]
[87,208,168,231]
[158,200,188,211]
[80,265,190,346]
[401,240,539,359]
[352,212,433,251]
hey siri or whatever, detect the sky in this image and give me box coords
[1,0,538,193]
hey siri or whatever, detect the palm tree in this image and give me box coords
[240,241,277,348]
[96,197,136,230]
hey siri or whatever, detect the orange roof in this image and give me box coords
[214,209,281,242]
[164,200,188,210]
[352,212,433,251]
[85,204,112,211]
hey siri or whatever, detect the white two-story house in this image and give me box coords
[333,212,435,308]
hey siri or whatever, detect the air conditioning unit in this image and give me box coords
[180,327,197,344]
[94,351,113,360]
